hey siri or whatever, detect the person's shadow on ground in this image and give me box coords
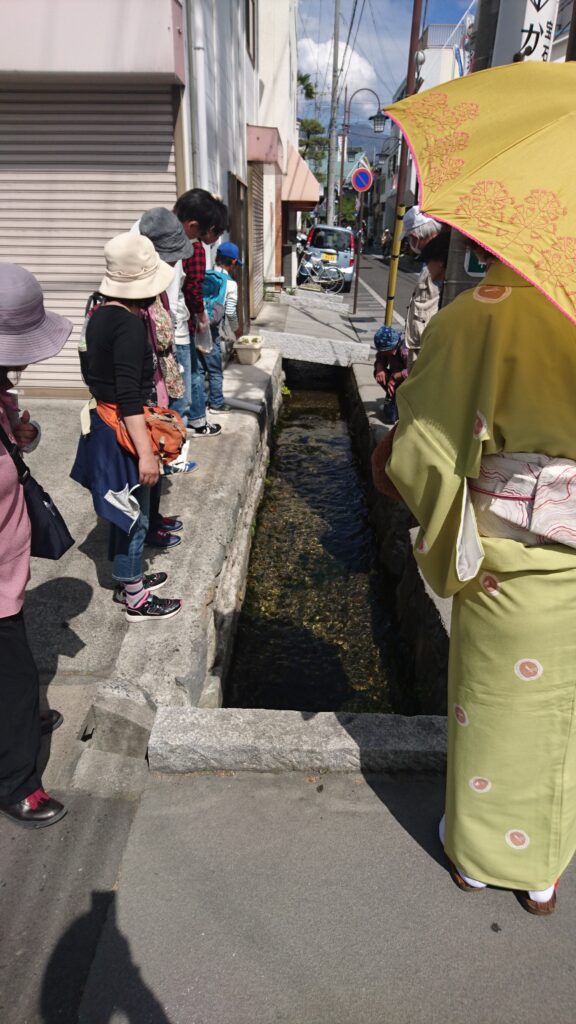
[41,891,175,1024]
[300,710,447,870]
[25,576,93,684]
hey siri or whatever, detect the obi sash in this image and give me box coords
[469,452,576,549]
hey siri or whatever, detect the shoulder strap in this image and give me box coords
[0,420,29,483]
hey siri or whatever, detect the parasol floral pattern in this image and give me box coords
[393,87,576,317]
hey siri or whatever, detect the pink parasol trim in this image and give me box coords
[385,109,576,327]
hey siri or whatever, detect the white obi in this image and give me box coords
[469,452,576,549]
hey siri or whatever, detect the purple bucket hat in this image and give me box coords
[0,264,73,365]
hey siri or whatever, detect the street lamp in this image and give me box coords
[370,111,386,133]
[338,86,383,224]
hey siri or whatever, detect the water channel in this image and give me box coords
[226,381,397,713]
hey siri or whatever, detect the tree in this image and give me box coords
[299,118,328,163]
[297,71,317,100]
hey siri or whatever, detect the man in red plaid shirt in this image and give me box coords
[171,189,228,436]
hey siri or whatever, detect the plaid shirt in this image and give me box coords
[182,241,206,326]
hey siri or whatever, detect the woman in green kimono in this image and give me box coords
[380,253,576,915]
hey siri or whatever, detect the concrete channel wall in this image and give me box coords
[346,364,451,717]
[146,356,450,775]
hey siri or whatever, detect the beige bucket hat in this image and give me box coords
[99,232,175,299]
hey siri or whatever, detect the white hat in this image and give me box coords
[99,233,175,299]
[401,205,441,239]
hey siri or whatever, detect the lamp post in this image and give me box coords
[337,87,384,225]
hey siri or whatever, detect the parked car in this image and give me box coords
[305,225,355,291]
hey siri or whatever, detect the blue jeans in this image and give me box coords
[109,485,150,582]
[170,340,206,427]
[199,324,224,409]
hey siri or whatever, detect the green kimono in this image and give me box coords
[388,262,576,890]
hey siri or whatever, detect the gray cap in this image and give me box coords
[139,207,194,262]
[0,263,72,365]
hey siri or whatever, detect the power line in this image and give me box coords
[338,0,367,100]
[338,0,359,87]
[366,0,400,94]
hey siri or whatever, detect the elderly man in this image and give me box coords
[401,206,444,372]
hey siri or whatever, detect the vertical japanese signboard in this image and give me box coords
[492,0,560,64]
[519,0,560,60]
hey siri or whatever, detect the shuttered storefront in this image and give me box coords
[0,88,178,392]
[248,163,264,318]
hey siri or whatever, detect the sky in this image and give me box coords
[297,0,475,154]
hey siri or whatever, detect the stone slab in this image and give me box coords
[262,330,371,366]
[79,772,576,1024]
[90,695,156,758]
[71,748,149,799]
[148,708,447,773]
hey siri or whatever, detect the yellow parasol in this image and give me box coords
[384,61,576,325]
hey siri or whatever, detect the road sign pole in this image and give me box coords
[352,191,365,315]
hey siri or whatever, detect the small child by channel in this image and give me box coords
[373,326,408,424]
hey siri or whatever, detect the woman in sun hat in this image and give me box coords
[71,232,182,624]
[0,263,72,829]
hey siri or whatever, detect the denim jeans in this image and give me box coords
[170,340,206,428]
[109,485,150,582]
[199,324,224,409]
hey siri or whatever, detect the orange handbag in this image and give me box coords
[96,402,186,464]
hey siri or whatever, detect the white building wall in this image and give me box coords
[187,0,257,196]
[258,0,298,167]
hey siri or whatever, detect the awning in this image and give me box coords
[247,125,283,172]
[281,143,320,209]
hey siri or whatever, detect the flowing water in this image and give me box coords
[226,389,395,713]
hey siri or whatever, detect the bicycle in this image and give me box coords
[296,249,345,294]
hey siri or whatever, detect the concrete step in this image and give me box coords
[148,708,447,773]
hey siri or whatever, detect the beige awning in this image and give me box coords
[281,143,320,209]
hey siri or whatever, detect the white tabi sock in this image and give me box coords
[527,884,556,903]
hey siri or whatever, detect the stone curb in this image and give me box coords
[148,709,447,774]
[262,330,371,367]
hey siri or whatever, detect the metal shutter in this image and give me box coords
[248,164,264,317]
[0,87,178,392]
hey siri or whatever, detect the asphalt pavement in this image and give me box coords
[345,251,420,346]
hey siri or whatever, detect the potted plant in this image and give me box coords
[233,334,264,365]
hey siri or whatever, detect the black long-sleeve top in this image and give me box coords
[83,305,154,418]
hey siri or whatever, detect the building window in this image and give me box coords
[246,0,257,64]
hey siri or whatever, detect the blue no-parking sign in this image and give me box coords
[351,166,373,192]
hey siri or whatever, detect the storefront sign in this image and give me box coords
[492,0,560,64]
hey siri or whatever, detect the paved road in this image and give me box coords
[357,251,420,320]
[344,252,419,345]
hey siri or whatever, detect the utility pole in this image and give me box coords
[566,2,576,60]
[384,0,423,325]
[326,0,340,226]
[338,84,348,225]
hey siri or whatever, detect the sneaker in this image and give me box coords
[0,788,67,829]
[187,422,222,437]
[125,594,182,623]
[207,403,233,413]
[163,461,200,475]
[113,572,168,606]
[145,529,182,549]
[154,516,184,532]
